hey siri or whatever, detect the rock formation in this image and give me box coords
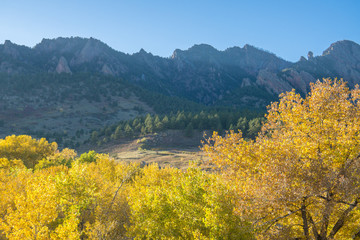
[0,37,359,107]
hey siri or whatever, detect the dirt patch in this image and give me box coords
[88,130,213,170]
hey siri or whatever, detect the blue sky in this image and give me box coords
[0,0,359,62]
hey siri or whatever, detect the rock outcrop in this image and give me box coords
[0,37,359,107]
[56,56,72,74]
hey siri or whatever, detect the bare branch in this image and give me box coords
[263,208,302,233]
[110,169,138,208]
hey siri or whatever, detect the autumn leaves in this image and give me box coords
[0,78,359,239]
[0,148,135,239]
[204,79,360,239]
[0,136,249,239]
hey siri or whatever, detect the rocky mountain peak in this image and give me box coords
[34,37,118,65]
[138,48,147,54]
[35,37,84,53]
[134,48,154,57]
[188,44,218,53]
[2,40,30,59]
[307,51,314,59]
[4,40,13,47]
[171,44,220,63]
[317,40,360,85]
[171,49,182,59]
[0,37,359,107]
[322,40,360,57]
[243,44,257,51]
[77,38,104,61]
[34,37,110,56]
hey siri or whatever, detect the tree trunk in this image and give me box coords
[301,198,310,240]
[320,192,334,239]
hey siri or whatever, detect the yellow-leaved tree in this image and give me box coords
[0,142,137,240]
[204,79,360,239]
[127,164,252,240]
[0,135,58,169]
[0,168,58,240]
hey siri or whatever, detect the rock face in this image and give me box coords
[320,40,360,86]
[0,37,359,107]
[56,56,71,74]
[307,51,314,59]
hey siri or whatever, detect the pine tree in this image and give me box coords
[124,124,134,137]
[144,114,154,133]
[154,115,163,131]
[161,116,170,129]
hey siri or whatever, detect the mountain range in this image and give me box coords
[0,37,359,147]
[1,37,359,107]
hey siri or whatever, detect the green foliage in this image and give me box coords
[90,131,99,143]
[133,86,205,114]
[236,117,247,134]
[246,117,264,139]
[153,115,163,131]
[91,110,265,144]
[144,114,154,133]
[114,125,123,139]
[124,124,134,137]
[0,72,268,149]
[77,150,98,164]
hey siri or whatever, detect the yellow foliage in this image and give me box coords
[0,135,58,169]
[35,148,77,170]
[0,147,138,239]
[0,158,25,170]
[52,207,81,240]
[127,164,252,239]
[204,79,360,239]
[0,170,58,240]
[54,154,137,239]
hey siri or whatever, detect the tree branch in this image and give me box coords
[308,212,321,240]
[263,208,302,233]
[301,197,310,240]
[328,199,358,239]
[110,169,138,208]
[320,191,333,239]
[352,227,360,239]
[315,194,354,206]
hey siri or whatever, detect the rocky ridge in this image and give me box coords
[0,37,359,106]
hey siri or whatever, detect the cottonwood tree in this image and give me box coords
[204,79,360,239]
[0,135,57,169]
[127,164,252,239]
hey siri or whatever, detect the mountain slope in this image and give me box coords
[0,38,359,107]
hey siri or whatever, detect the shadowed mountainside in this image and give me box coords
[1,37,359,107]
